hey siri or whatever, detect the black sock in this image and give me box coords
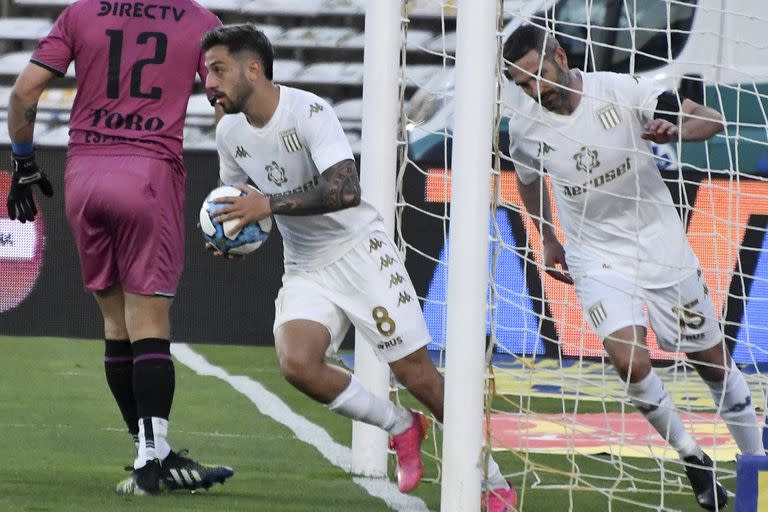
[132,338,175,420]
[104,339,139,439]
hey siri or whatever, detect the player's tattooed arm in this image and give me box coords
[8,101,40,145]
[269,159,361,215]
[24,106,37,123]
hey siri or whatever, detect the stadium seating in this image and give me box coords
[276,26,358,49]
[0,0,457,151]
[13,0,73,6]
[0,50,74,78]
[0,17,52,43]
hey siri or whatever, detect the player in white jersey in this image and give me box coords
[503,24,763,511]
[200,24,517,510]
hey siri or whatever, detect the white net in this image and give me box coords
[398,0,768,510]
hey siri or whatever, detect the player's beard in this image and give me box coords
[541,66,571,112]
[217,74,253,114]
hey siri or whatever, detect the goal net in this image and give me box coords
[396,0,768,510]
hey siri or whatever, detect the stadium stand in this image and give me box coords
[0,17,52,43]
[0,0,458,151]
[0,50,73,77]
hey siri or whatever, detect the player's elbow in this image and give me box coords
[11,67,49,105]
[687,104,725,140]
[337,173,361,209]
[702,107,725,134]
[698,116,724,141]
[711,112,725,134]
[342,186,361,208]
[9,87,34,110]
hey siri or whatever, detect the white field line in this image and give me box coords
[171,343,431,512]
[0,424,291,442]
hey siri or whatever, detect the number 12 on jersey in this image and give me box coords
[105,30,167,100]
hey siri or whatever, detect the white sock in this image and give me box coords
[706,359,764,455]
[134,417,172,469]
[626,371,702,460]
[328,375,412,435]
[484,451,509,490]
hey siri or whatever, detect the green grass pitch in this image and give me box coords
[0,336,727,511]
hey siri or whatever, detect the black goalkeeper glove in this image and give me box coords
[7,152,53,223]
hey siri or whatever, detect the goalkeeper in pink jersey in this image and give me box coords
[503,24,764,511]
[6,0,233,496]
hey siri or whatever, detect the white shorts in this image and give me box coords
[574,269,722,353]
[273,231,431,363]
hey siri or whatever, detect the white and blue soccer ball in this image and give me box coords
[199,185,272,255]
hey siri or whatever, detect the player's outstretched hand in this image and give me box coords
[205,242,245,260]
[542,236,573,284]
[211,184,270,237]
[641,119,679,144]
[7,152,53,223]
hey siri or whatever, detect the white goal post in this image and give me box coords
[354,6,500,504]
[439,1,498,511]
[352,0,403,478]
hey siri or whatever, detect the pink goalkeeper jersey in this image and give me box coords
[31,0,221,161]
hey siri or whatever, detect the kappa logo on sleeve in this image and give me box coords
[308,103,324,117]
[537,142,555,157]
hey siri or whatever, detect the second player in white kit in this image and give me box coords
[508,67,708,351]
[503,23,763,512]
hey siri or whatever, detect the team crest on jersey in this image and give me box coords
[265,160,288,186]
[573,146,600,174]
[597,105,621,130]
[280,128,303,153]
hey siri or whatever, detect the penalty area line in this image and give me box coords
[171,343,431,512]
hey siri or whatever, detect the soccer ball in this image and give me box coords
[199,185,272,255]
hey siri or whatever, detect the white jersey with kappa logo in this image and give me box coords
[506,71,699,288]
[216,85,384,270]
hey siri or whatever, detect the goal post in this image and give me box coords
[352,0,403,477]
[440,1,499,511]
